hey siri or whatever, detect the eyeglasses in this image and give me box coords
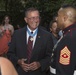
[27,16,40,21]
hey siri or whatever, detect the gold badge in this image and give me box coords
[59,46,71,65]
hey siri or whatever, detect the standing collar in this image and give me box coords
[27,25,38,33]
[63,23,76,35]
[27,25,38,37]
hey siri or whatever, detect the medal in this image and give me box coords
[30,37,34,41]
[27,27,38,42]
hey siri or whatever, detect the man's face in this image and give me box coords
[57,10,64,30]
[24,11,40,30]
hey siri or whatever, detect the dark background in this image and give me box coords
[0,0,76,30]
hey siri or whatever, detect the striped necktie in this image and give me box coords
[27,32,33,63]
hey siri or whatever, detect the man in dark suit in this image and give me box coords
[7,7,53,75]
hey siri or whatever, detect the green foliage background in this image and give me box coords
[0,0,76,29]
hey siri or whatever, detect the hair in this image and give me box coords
[60,4,76,22]
[52,14,58,21]
[25,7,39,17]
[61,4,76,9]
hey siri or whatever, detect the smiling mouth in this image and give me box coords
[33,22,38,26]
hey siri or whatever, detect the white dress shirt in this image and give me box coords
[26,26,37,48]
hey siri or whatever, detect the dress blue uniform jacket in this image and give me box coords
[53,23,76,75]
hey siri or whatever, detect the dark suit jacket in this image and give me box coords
[7,26,53,75]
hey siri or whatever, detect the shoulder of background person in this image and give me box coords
[14,26,27,34]
[8,24,14,28]
[39,26,47,30]
[38,26,52,37]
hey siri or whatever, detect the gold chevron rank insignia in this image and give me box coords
[59,46,71,65]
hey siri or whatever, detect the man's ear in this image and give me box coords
[24,17,27,23]
[64,15,68,22]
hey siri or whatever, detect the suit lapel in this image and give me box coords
[20,27,27,57]
[31,27,42,58]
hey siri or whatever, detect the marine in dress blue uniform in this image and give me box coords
[51,5,76,75]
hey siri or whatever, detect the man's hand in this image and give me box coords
[29,62,41,71]
[18,60,41,72]
[18,59,30,72]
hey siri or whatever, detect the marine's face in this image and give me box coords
[57,10,64,30]
[24,11,40,30]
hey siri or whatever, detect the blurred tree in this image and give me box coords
[0,0,5,10]
[0,0,76,29]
